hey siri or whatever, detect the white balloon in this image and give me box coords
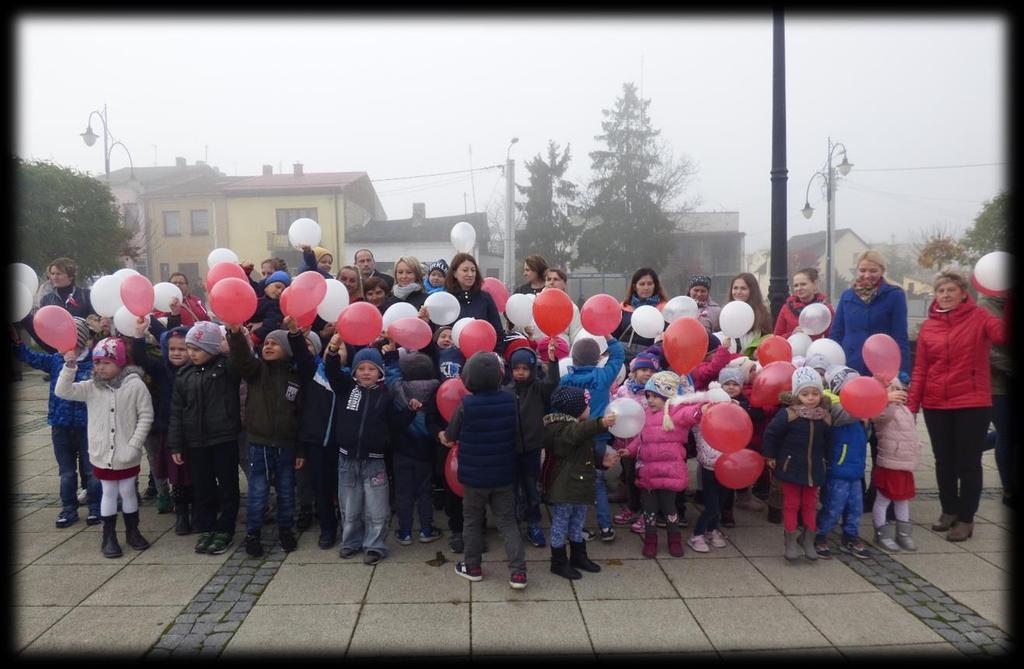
[606,397,646,439]
[424,291,461,326]
[719,301,755,338]
[798,303,832,336]
[113,268,139,282]
[112,305,140,336]
[573,327,608,355]
[787,332,812,358]
[317,279,350,323]
[706,388,732,403]
[91,275,124,317]
[207,247,239,269]
[288,217,322,249]
[10,263,39,295]
[805,337,846,368]
[12,281,33,322]
[974,251,1012,293]
[451,317,475,348]
[450,221,476,253]
[505,293,535,328]
[153,282,183,313]
[630,305,665,339]
[662,295,699,323]
[382,302,419,331]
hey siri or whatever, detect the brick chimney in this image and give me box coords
[412,202,426,225]
[175,157,186,168]
[262,164,273,176]
[293,162,304,177]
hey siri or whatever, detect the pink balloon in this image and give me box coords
[209,278,257,325]
[287,271,328,317]
[387,316,433,350]
[482,277,510,313]
[862,333,901,383]
[581,294,622,337]
[445,444,464,497]
[459,319,497,358]
[206,261,247,293]
[437,377,470,422]
[715,449,766,489]
[33,305,77,352]
[337,301,383,346]
[119,274,155,317]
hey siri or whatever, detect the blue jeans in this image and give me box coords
[593,441,611,529]
[245,444,296,535]
[816,477,863,541]
[990,394,1013,496]
[514,449,543,526]
[338,455,390,556]
[52,425,100,516]
[694,468,722,535]
[549,503,588,548]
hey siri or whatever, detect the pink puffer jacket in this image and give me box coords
[872,402,920,471]
[625,399,704,491]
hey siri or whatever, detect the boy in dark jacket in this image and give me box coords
[442,352,527,590]
[248,270,290,345]
[542,386,617,580]
[169,321,242,555]
[228,317,313,557]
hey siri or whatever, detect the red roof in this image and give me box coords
[224,172,367,191]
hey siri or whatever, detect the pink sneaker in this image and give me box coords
[686,534,710,553]
[706,529,728,548]
[613,509,635,526]
[630,516,646,534]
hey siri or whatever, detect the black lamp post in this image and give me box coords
[80,104,135,179]
[768,9,790,323]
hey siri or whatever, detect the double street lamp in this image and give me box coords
[80,104,135,179]
[801,137,852,303]
[504,136,519,290]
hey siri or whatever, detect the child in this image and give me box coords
[424,259,448,295]
[293,331,323,533]
[543,386,617,579]
[611,352,659,533]
[690,393,728,553]
[618,371,708,558]
[14,317,102,527]
[442,352,527,590]
[559,335,625,542]
[249,270,290,344]
[228,317,313,557]
[762,367,832,562]
[715,366,767,522]
[870,378,920,552]
[300,245,334,277]
[814,365,872,559]
[55,337,154,558]
[325,336,415,565]
[169,322,242,554]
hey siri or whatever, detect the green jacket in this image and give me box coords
[978,295,1011,396]
[541,413,606,505]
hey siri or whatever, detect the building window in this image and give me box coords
[276,208,318,235]
[190,210,210,236]
[163,211,181,236]
[159,264,171,282]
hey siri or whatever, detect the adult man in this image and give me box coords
[688,274,721,333]
[354,248,394,291]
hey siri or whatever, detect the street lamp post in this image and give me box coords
[505,137,519,289]
[801,137,852,303]
[80,104,135,179]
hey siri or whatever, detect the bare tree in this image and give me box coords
[652,141,699,211]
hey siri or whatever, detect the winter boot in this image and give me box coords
[174,488,192,536]
[799,529,818,561]
[569,540,601,573]
[666,530,685,557]
[946,521,974,542]
[931,513,957,532]
[874,522,901,552]
[123,511,150,550]
[895,520,918,551]
[783,531,801,562]
[156,492,173,514]
[550,545,581,580]
[642,532,659,559]
[101,515,123,558]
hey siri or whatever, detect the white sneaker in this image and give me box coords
[706,529,728,548]
[686,534,710,553]
[77,488,87,505]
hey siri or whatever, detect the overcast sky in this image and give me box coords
[17,13,1007,254]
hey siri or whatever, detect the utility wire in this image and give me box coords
[853,162,1007,173]
[842,179,987,204]
[373,164,503,182]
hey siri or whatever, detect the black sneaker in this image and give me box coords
[599,527,615,542]
[318,530,337,550]
[245,533,264,557]
[840,538,871,559]
[363,550,384,565]
[279,529,297,552]
[86,512,101,526]
[194,532,214,554]
[340,546,361,559]
[55,510,79,529]
[295,506,313,531]
[814,538,833,559]
[207,532,232,555]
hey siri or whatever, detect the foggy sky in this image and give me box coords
[16,14,1007,255]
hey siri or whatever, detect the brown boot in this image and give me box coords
[946,521,974,542]
[931,513,957,532]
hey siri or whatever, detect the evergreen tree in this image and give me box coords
[515,141,581,269]
[960,191,1008,263]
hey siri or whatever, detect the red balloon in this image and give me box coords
[532,288,573,335]
[702,403,754,454]
[279,286,293,316]
[445,444,464,498]
[388,316,433,350]
[205,261,247,293]
[287,271,328,317]
[459,319,497,358]
[295,308,317,330]
[336,301,383,346]
[209,277,257,325]
[971,272,1005,297]
[862,333,901,384]
[750,361,796,408]
[33,305,77,352]
[663,317,708,375]
[581,293,622,337]
[839,376,889,419]
[119,274,155,317]
[715,449,766,489]
[482,277,510,313]
[756,334,792,366]
[437,377,470,422]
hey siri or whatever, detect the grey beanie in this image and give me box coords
[305,331,322,356]
[804,353,830,372]
[792,366,824,395]
[718,367,743,386]
[825,365,859,395]
[264,330,293,359]
[571,337,601,367]
[185,321,223,355]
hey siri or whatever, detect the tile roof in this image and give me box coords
[346,212,489,244]
[224,172,367,191]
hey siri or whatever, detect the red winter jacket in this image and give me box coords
[908,294,1007,413]
[773,293,833,340]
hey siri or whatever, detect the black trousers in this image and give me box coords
[305,442,339,536]
[924,407,991,523]
[189,442,240,535]
[643,488,680,533]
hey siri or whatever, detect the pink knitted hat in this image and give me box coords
[92,337,127,367]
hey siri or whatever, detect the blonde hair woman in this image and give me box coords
[391,255,427,311]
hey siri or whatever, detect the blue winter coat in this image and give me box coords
[826,420,869,481]
[454,391,518,488]
[16,343,92,427]
[831,283,911,383]
[557,339,625,443]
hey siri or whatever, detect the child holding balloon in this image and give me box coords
[611,353,659,532]
[248,271,290,344]
[869,378,920,552]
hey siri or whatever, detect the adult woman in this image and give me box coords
[445,253,505,353]
[723,273,773,355]
[909,271,1007,541]
[773,267,834,339]
[831,251,911,383]
[544,268,568,291]
[337,265,364,303]
[166,273,209,327]
[391,256,428,311]
[516,255,549,295]
[39,257,94,318]
[688,275,721,334]
[611,268,669,364]
[363,276,395,315]
[519,267,581,343]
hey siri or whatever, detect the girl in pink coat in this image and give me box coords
[871,378,921,552]
[618,371,708,559]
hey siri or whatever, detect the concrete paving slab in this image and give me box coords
[375,535,459,564]
[14,508,85,534]
[571,558,676,601]
[748,556,877,595]
[34,530,142,564]
[728,525,789,557]
[22,605,180,658]
[79,505,188,534]
[13,458,57,483]
[258,563,371,605]
[945,589,1012,632]
[838,642,965,658]
[128,529,235,565]
[471,600,592,655]
[581,598,714,653]
[366,561,470,603]
[660,556,777,598]
[568,534,654,560]
[477,532,554,563]
[687,595,831,652]
[882,525,968,554]
[223,604,359,655]
[82,563,221,606]
[470,560,576,601]
[973,498,1012,525]
[14,565,122,606]
[13,531,75,564]
[13,505,44,521]
[973,552,1010,572]
[12,605,71,654]
[279,534,345,563]
[718,647,844,660]
[788,592,943,646]
[349,602,470,656]
[891,553,1009,592]
[17,475,62,494]
[953,524,1011,553]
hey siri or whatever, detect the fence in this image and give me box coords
[566,273,631,307]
